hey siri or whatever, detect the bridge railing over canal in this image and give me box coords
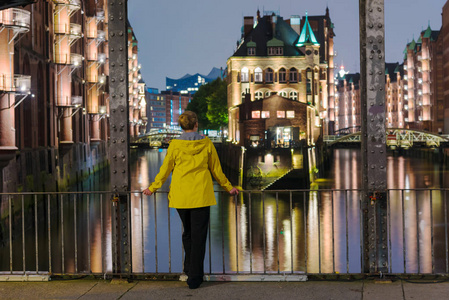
[0,189,448,279]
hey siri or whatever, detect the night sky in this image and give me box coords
[128,0,447,91]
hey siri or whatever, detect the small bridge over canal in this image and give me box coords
[324,128,449,148]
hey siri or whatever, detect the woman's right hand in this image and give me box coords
[142,188,153,196]
[229,187,239,195]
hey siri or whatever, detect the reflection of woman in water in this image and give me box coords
[143,111,238,289]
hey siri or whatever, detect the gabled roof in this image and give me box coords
[267,37,284,47]
[232,15,304,57]
[296,13,320,47]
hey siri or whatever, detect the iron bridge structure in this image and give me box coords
[324,128,449,148]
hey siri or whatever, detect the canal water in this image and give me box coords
[1,148,448,275]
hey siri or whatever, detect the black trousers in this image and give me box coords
[177,206,210,278]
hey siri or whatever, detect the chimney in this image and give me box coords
[271,13,277,36]
[290,15,301,35]
[243,16,254,37]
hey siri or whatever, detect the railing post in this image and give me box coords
[108,0,131,276]
[359,0,388,274]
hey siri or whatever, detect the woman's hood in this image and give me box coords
[170,138,208,155]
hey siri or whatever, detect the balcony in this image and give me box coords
[68,23,82,44]
[96,9,105,23]
[98,74,107,85]
[97,53,107,64]
[0,74,31,94]
[0,8,30,31]
[0,8,31,43]
[96,30,105,45]
[53,0,81,17]
[71,95,82,107]
[70,53,83,67]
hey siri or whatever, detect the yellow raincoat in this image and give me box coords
[147,137,233,208]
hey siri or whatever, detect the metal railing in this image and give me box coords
[0,189,448,278]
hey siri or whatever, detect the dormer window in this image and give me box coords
[267,38,284,56]
[247,41,256,56]
[268,47,283,56]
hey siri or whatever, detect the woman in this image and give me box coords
[143,111,238,289]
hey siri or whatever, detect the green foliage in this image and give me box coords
[186,78,228,131]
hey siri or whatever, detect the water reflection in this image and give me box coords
[1,148,448,275]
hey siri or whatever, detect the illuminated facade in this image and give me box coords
[227,8,335,146]
[335,65,404,133]
[0,1,147,192]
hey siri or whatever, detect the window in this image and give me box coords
[265,91,271,97]
[286,111,295,118]
[279,68,286,83]
[268,47,283,55]
[248,47,256,56]
[289,68,298,82]
[265,68,273,83]
[277,111,285,118]
[255,91,263,100]
[252,111,261,118]
[261,111,270,118]
[255,67,263,82]
[279,91,287,98]
[289,91,297,100]
[241,67,249,82]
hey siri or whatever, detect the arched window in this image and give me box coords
[255,91,263,100]
[241,92,246,100]
[265,68,273,83]
[241,67,249,82]
[265,91,271,97]
[289,91,298,100]
[255,67,263,83]
[279,68,286,83]
[289,68,298,82]
[279,91,287,98]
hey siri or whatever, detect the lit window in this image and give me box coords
[261,111,270,118]
[248,47,256,56]
[289,91,297,100]
[252,111,261,118]
[255,67,263,82]
[286,111,295,118]
[277,111,285,118]
[241,67,249,82]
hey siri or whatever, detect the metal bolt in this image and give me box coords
[113,170,117,174]
[119,47,123,51]
[378,55,383,59]
[378,23,383,28]
[122,170,126,173]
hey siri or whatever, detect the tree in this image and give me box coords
[206,78,228,130]
[186,78,228,131]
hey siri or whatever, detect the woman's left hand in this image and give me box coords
[142,188,153,196]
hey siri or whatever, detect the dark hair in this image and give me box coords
[178,111,198,130]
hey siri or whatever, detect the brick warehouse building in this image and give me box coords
[226,8,336,147]
[0,0,147,192]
